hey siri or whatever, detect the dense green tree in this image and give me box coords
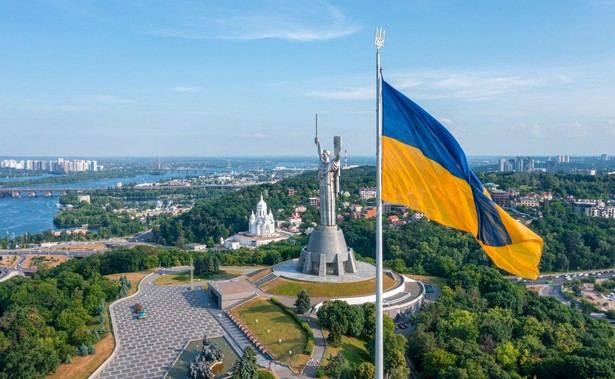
[408,265,615,379]
[350,362,375,379]
[324,353,347,379]
[294,290,311,314]
[231,346,258,379]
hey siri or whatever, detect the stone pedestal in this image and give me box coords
[297,225,357,276]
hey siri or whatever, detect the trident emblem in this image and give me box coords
[375,28,385,49]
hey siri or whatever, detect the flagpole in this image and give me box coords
[374,27,385,379]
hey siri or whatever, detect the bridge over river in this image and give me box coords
[0,183,251,197]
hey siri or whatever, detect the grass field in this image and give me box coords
[322,333,370,374]
[49,243,107,251]
[262,275,396,297]
[153,269,242,286]
[0,255,18,268]
[23,254,69,269]
[48,270,151,379]
[232,297,309,370]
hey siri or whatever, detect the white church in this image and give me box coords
[226,195,288,249]
[248,195,276,236]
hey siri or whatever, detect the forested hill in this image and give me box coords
[476,172,615,199]
[152,166,376,247]
[409,265,615,378]
[154,168,615,275]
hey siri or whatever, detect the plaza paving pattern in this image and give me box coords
[97,274,223,379]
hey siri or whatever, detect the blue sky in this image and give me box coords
[1,0,614,157]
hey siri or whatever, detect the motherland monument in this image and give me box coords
[296,117,357,276]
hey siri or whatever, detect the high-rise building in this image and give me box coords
[499,159,507,172]
[515,156,524,172]
[546,160,557,173]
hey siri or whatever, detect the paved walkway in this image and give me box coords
[97,272,223,379]
[96,267,329,379]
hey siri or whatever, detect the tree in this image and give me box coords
[362,302,376,339]
[232,346,258,379]
[423,349,457,379]
[324,353,347,379]
[294,290,311,314]
[76,343,88,357]
[351,362,375,379]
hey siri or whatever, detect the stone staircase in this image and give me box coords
[253,272,279,288]
[210,310,286,372]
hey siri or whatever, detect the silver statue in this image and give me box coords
[315,134,342,226]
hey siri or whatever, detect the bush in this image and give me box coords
[305,339,314,356]
[76,343,88,357]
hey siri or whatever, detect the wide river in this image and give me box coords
[0,157,375,237]
[0,172,198,237]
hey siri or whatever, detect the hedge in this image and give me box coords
[270,297,315,355]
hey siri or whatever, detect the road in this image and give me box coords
[538,284,572,306]
[509,270,615,286]
[0,237,156,277]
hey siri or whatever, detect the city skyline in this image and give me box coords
[1,1,615,157]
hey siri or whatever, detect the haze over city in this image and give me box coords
[1,0,615,157]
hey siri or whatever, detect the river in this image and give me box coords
[0,157,375,237]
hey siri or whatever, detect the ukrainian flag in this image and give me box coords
[382,80,543,279]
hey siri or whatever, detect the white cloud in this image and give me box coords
[439,117,453,126]
[61,1,362,42]
[387,70,571,100]
[516,122,542,136]
[304,69,571,104]
[172,86,204,93]
[25,104,97,112]
[304,87,372,100]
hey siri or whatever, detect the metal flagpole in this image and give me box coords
[374,27,385,379]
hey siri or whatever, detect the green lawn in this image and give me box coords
[262,275,396,297]
[153,270,241,286]
[232,297,309,370]
[323,333,370,368]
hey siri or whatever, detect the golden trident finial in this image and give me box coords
[375,28,385,50]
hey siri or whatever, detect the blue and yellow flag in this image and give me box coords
[382,80,543,279]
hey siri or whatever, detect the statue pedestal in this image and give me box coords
[297,225,357,276]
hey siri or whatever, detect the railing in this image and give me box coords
[223,309,272,359]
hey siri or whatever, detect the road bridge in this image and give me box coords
[0,183,250,197]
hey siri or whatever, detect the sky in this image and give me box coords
[1,0,614,158]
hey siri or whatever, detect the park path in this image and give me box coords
[95,269,223,379]
[94,266,328,379]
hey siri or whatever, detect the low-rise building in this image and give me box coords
[489,189,510,208]
[358,187,377,199]
[308,197,320,207]
[185,243,207,251]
